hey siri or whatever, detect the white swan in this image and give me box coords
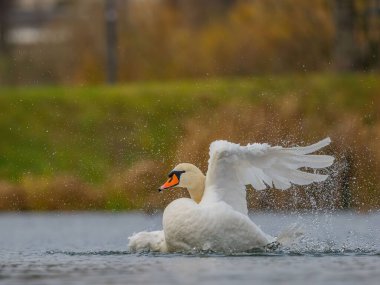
[128,138,334,253]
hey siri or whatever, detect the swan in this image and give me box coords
[128,138,334,253]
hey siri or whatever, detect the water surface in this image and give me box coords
[1,212,379,285]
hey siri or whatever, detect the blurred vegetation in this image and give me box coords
[1,0,379,85]
[1,74,380,211]
[0,0,379,212]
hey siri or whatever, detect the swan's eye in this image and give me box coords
[168,170,186,178]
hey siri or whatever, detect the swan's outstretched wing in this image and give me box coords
[202,138,334,215]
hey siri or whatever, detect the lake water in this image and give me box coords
[1,212,379,285]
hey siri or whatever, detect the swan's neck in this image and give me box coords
[187,174,205,203]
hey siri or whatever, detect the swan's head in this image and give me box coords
[158,163,205,203]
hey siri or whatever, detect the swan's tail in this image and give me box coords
[128,230,167,253]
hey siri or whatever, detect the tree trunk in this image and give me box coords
[333,0,356,70]
[0,0,12,54]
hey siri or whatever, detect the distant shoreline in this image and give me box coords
[1,74,379,211]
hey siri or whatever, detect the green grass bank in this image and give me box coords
[0,74,380,211]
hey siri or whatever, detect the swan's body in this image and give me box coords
[129,138,334,253]
[163,198,274,252]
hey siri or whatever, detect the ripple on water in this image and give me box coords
[44,247,379,258]
[1,212,380,285]
[46,250,131,256]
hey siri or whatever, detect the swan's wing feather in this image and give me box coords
[283,137,331,154]
[203,138,334,215]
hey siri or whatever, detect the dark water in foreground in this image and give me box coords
[1,212,379,285]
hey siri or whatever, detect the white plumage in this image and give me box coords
[203,137,333,215]
[128,138,334,253]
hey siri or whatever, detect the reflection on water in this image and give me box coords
[1,212,379,285]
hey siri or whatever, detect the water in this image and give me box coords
[1,212,379,285]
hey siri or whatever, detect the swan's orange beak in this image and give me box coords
[158,174,179,192]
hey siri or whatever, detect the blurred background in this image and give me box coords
[0,0,379,212]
